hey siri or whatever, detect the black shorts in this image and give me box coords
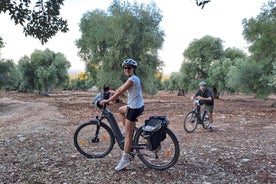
[126,106,144,122]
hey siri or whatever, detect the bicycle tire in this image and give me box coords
[202,119,209,129]
[183,111,199,133]
[73,120,115,158]
[133,127,179,170]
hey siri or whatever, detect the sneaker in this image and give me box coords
[208,123,214,132]
[208,126,214,132]
[115,153,131,171]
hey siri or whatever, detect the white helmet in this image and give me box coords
[198,81,207,86]
[122,59,137,68]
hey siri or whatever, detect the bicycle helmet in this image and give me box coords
[122,59,137,68]
[198,81,207,86]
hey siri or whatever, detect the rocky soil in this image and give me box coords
[0,90,275,184]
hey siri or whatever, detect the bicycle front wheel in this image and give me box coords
[183,111,199,133]
[73,120,115,158]
[133,127,179,170]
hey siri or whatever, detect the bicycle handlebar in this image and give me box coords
[194,99,200,105]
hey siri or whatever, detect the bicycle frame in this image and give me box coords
[97,106,125,150]
[74,101,180,170]
[194,100,207,124]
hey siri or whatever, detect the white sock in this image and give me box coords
[209,123,213,128]
[122,152,129,160]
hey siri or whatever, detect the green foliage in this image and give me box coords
[76,0,164,94]
[167,72,180,91]
[242,1,276,61]
[241,1,276,97]
[66,72,92,91]
[224,47,247,61]
[154,72,165,90]
[269,62,276,89]
[174,35,224,91]
[17,49,70,95]
[0,60,20,90]
[178,61,199,91]
[174,1,275,99]
[18,56,35,92]
[208,58,234,92]
[85,64,98,88]
[226,58,272,99]
[0,0,68,44]
[183,35,224,79]
[68,78,87,91]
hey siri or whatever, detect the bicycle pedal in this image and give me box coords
[129,152,135,161]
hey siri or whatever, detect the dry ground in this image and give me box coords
[0,90,275,184]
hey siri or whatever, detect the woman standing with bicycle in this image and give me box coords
[191,81,215,131]
[100,59,144,171]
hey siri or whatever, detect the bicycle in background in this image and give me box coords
[183,99,209,133]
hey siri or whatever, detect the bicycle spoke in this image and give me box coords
[183,111,198,133]
[134,127,179,170]
[74,121,115,158]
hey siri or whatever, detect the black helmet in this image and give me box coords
[122,59,137,68]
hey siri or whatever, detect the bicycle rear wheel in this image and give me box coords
[133,127,179,170]
[74,120,115,158]
[183,111,199,133]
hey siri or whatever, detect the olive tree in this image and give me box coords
[76,0,164,94]
[241,1,276,97]
[18,49,70,95]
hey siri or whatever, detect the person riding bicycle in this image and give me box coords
[100,58,144,171]
[191,81,215,131]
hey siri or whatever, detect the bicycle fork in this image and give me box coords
[91,119,101,143]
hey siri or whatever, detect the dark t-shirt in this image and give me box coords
[194,88,214,106]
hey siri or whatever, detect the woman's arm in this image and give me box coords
[101,80,133,104]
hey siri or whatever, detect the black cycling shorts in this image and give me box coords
[126,106,144,122]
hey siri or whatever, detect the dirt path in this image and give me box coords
[0,91,275,183]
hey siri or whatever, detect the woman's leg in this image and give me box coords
[118,105,127,127]
[124,119,135,153]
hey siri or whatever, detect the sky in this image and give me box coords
[0,0,269,74]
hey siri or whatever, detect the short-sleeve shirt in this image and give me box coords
[127,75,144,109]
[195,88,214,106]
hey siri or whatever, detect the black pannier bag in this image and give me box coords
[142,116,169,151]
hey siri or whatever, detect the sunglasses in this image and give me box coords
[124,66,132,70]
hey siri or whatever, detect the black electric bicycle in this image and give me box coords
[73,94,179,170]
[183,99,209,133]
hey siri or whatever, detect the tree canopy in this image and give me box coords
[76,0,164,94]
[164,1,275,99]
[0,60,19,90]
[0,0,68,44]
[242,1,276,62]
[183,35,224,79]
[17,49,71,95]
[241,0,276,97]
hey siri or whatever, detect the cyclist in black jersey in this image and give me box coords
[191,81,215,131]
